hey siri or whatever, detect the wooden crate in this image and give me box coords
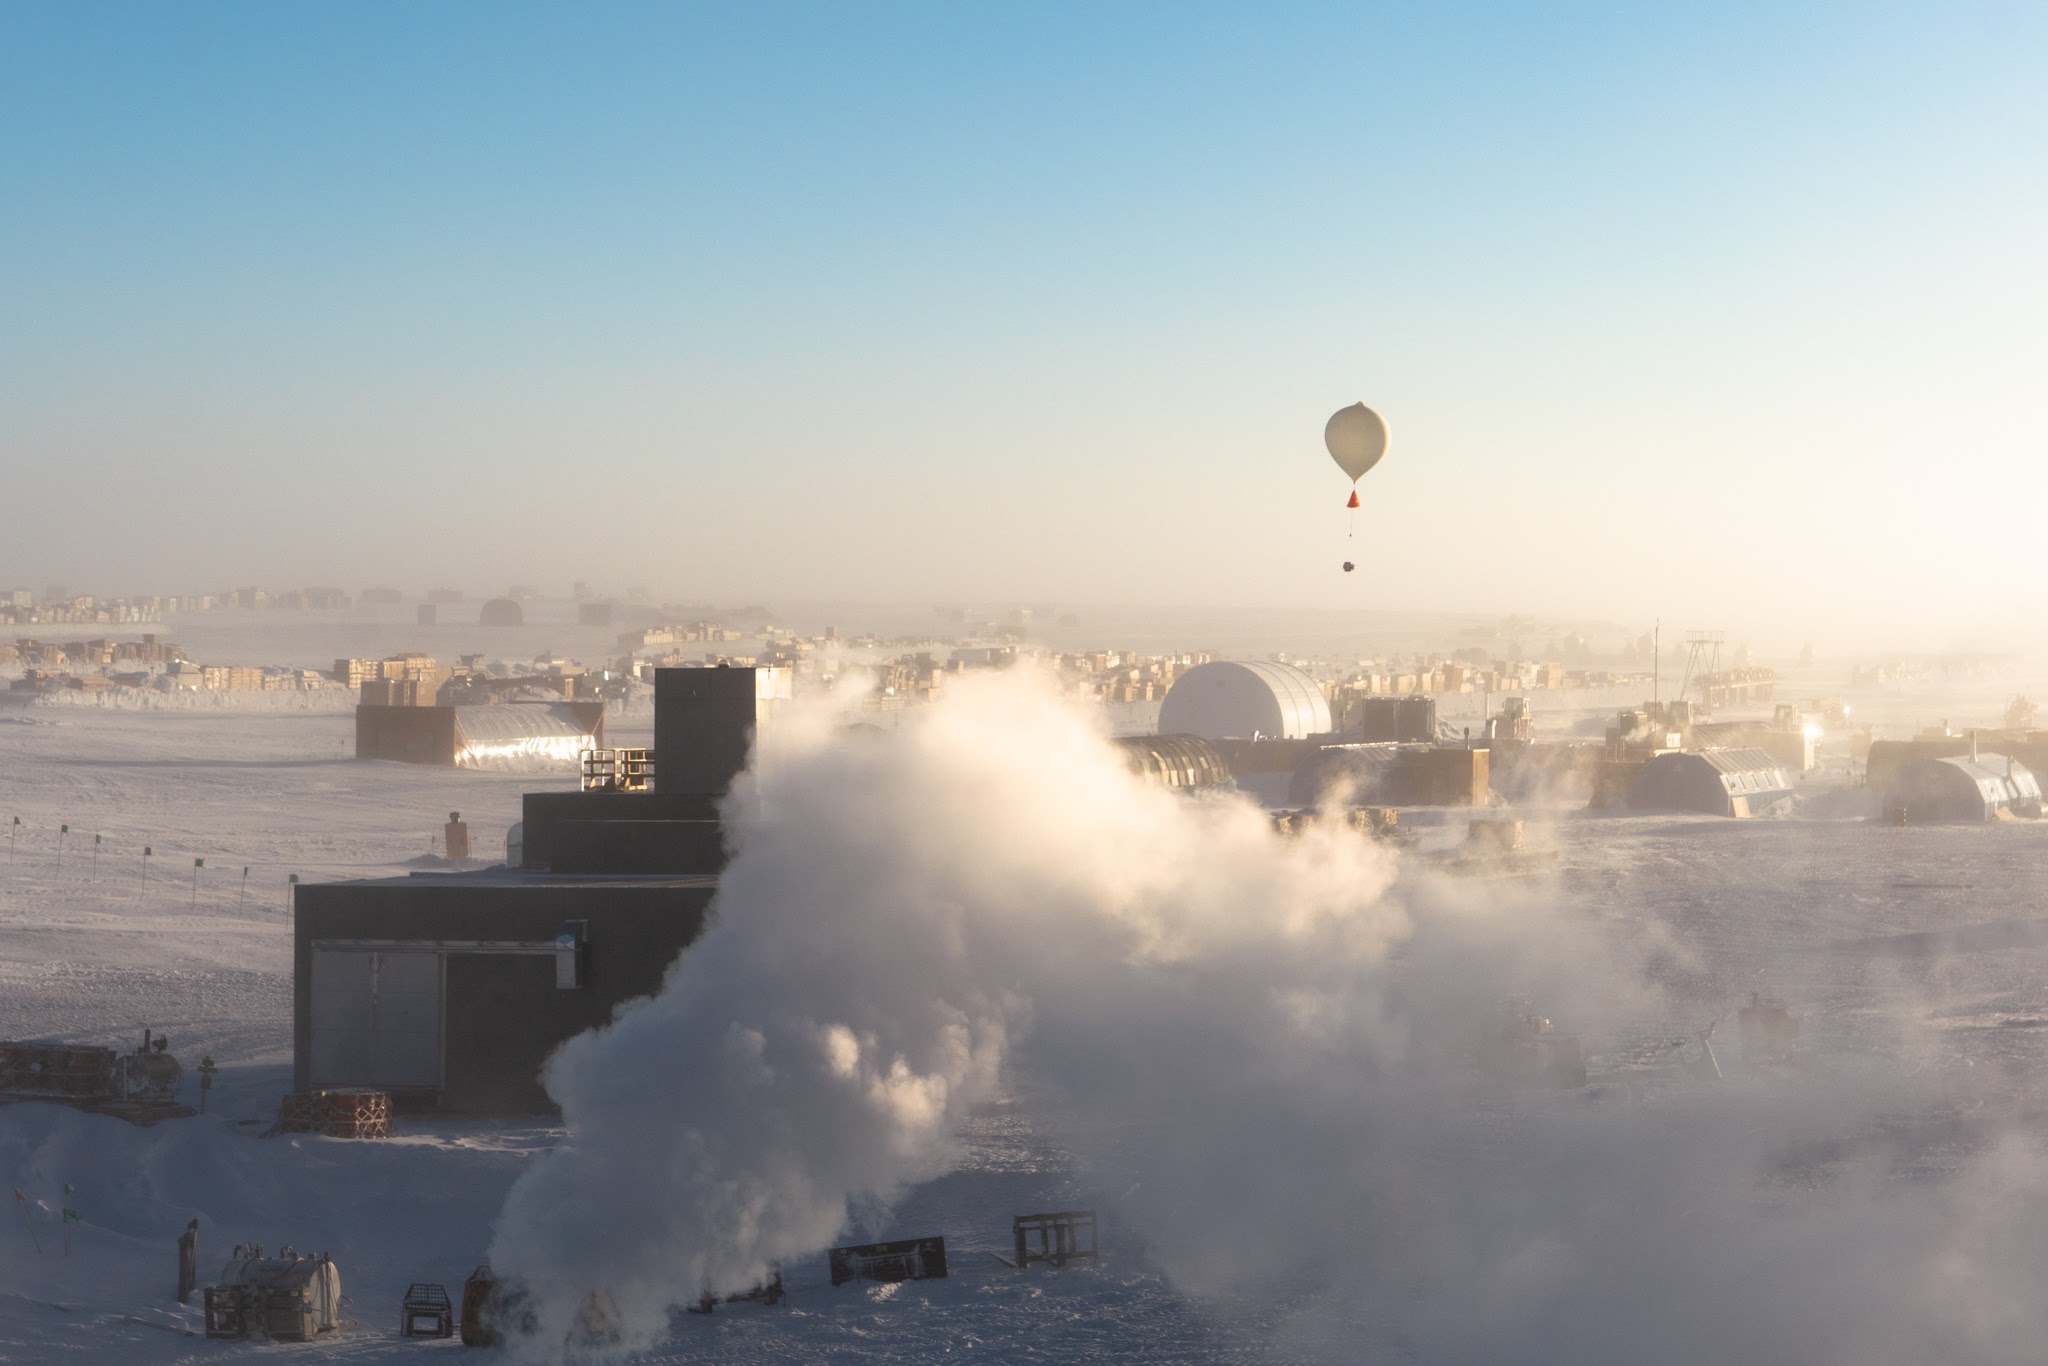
[276,1089,390,1138]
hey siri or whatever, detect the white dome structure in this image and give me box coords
[1157,661,1332,741]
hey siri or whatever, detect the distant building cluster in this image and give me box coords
[3,632,344,695]
[1849,655,2010,689]
[601,621,1664,721]
[2,634,180,670]
[333,653,449,692]
[348,652,614,765]
[1,588,163,626]
[335,653,623,706]
[0,584,403,625]
[619,623,747,649]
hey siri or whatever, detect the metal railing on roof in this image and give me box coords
[580,747,653,792]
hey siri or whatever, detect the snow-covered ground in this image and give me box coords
[4,674,2048,1362]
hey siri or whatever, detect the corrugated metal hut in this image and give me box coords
[1115,734,1233,790]
[356,702,605,766]
[1884,753,2043,822]
[452,702,605,766]
[1628,748,1794,818]
[1866,734,2048,789]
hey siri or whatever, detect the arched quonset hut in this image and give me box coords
[356,701,605,767]
[453,702,605,766]
[1884,753,2043,822]
[1115,734,1234,791]
[1157,661,1331,741]
[1628,748,1794,818]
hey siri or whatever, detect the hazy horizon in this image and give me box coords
[8,591,2038,666]
[8,13,2048,1355]
[5,2,2043,649]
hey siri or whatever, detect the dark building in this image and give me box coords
[292,874,714,1112]
[295,666,787,1114]
[1353,696,1437,743]
[1287,743,1490,808]
[354,701,604,766]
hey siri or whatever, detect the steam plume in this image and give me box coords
[490,668,2048,1363]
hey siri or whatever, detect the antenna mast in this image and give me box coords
[1679,631,1725,707]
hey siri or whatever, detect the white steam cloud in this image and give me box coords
[490,668,2048,1363]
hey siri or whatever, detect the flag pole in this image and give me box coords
[13,1189,41,1256]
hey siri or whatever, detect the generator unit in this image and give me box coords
[0,1029,190,1122]
[204,1245,342,1342]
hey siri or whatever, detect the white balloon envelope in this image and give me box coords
[1324,402,1389,483]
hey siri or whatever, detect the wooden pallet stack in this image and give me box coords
[0,1041,116,1098]
[275,1089,391,1138]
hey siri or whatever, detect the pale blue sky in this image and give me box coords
[3,2,2042,642]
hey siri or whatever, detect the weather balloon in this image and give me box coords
[1326,402,1389,565]
[1325,402,1388,484]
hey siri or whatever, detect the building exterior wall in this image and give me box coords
[654,667,790,797]
[293,876,716,1113]
[1352,696,1438,743]
[354,705,460,764]
[519,791,720,869]
[1412,746,1489,806]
